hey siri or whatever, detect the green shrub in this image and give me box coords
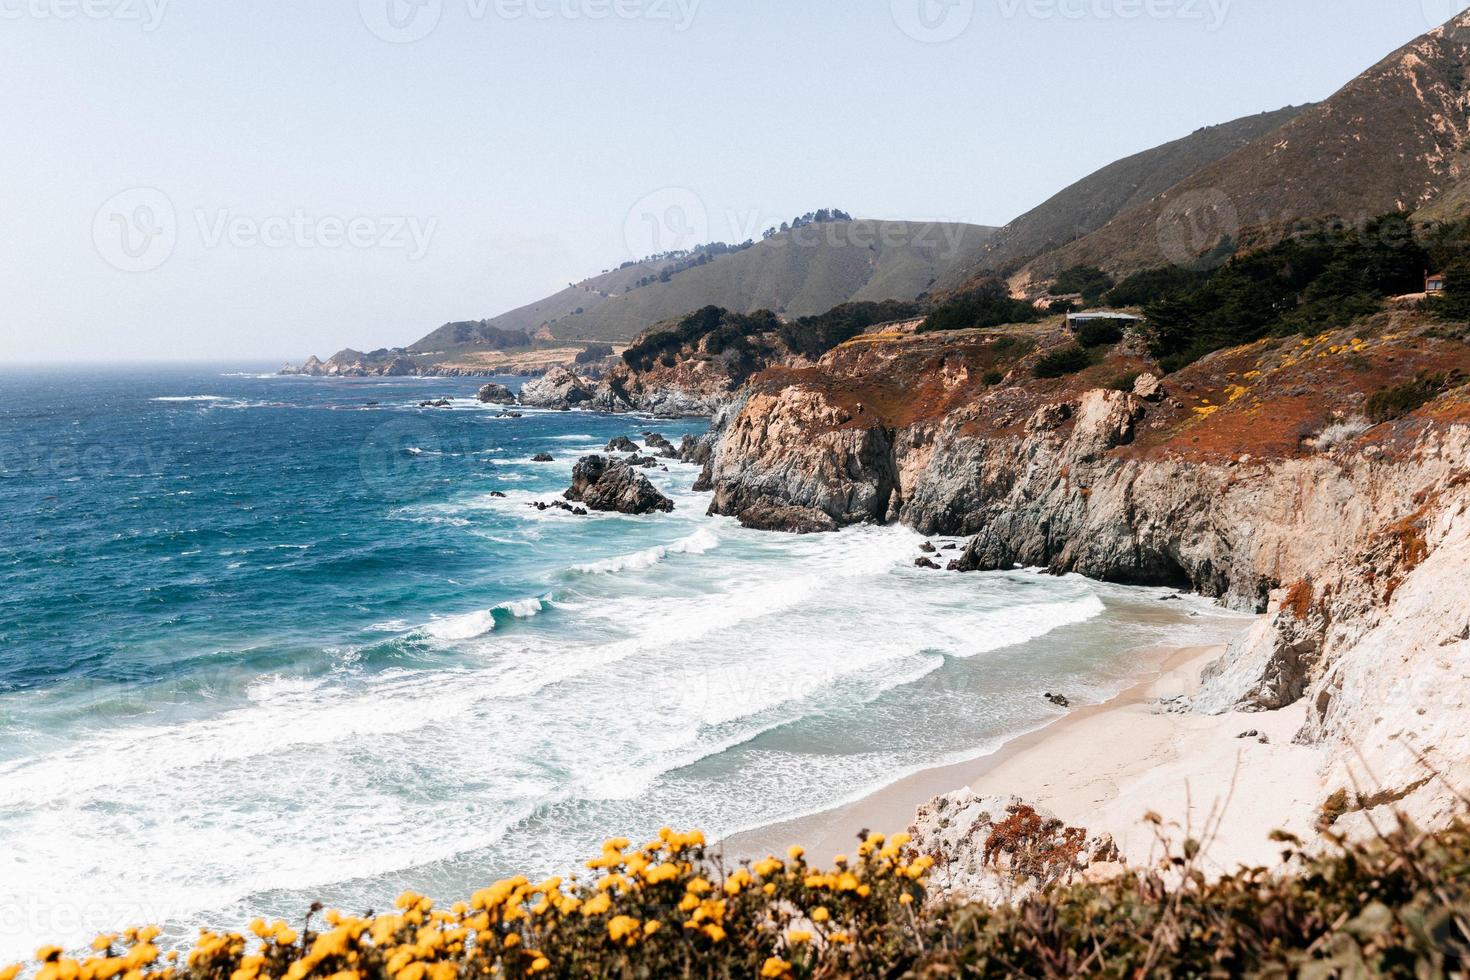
[1034,344,1094,378]
[1050,265,1115,304]
[1107,371,1141,392]
[1365,372,1458,423]
[920,282,1044,333]
[981,369,1004,386]
[1073,319,1124,348]
[778,300,921,359]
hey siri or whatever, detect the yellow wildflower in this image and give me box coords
[787,930,812,944]
[606,916,641,944]
[787,845,804,860]
[580,893,611,917]
[529,956,550,973]
[700,924,725,943]
[760,956,792,979]
[810,907,829,923]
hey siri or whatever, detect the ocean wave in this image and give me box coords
[422,596,549,641]
[570,528,720,575]
[951,594,1108,658]
[151,395,233,402]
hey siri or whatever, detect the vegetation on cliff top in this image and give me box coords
[1108,214,1428,372]
[15,816,1470,979]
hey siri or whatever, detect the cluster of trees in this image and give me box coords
[761,209,854,239]
[777,300,922,359]
[1107,214,1427,372]
[1047,265,1116,305]
[918,281,1045,333]
[617,239,758,289]
[622,306,780,381]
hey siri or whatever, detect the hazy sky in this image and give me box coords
[2,0,1463,363]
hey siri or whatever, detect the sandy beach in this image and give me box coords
[722,637,1327,877]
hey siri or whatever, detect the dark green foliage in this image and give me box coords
[1034,344,1094,378]
[1073,319,1125,348]
[1429,260,1470,322]
[982,369,1004,386]
[1365,372,1459,423]
[1047,298,1079,314]
[920,282,1045,333]
[778,300,922,359]
[574,343,614,365]
[1104,265,1212,307]
[622,306,779,377]
[1135,214,1428,371]
[1108,371,1141,392]
[1050,265,1115,304]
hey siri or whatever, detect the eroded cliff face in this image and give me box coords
[701,316,1470,825]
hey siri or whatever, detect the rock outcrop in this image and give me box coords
[736,500,838,534]
[564,455,674,515]
[907,789,1121,906]
[476,382,516,404]
[699,318,1470,830]
[519,367,594,409]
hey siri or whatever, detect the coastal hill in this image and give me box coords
[1007,12,1470,282]
[480,218,996,345]
[973,103,1311,277]
[282,217,995,375]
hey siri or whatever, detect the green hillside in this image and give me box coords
[451,219,995,345]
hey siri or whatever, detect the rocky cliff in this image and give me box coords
[697,312,1470,826]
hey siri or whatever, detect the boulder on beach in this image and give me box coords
[565,455,674,515]
[735,499,838,534]
[476,382,516,405]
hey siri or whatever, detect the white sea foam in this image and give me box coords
[151,395,232,402]
[571,528,720,574]
[423,596,547,641]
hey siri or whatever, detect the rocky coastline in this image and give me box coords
[607,312,1470,842]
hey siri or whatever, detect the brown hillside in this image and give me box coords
[1020,12,1470,282]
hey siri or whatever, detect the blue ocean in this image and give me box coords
[0,366,1246,956]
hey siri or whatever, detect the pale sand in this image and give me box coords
[721,640,1326,877]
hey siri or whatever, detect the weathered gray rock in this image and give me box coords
[605,436,639,453]
[736,500,838,534]
[518,367,593,409]
[907,789,1120,906]
[564,455,673,515]
[1133,371,1164,401]
[476,382,516,405]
